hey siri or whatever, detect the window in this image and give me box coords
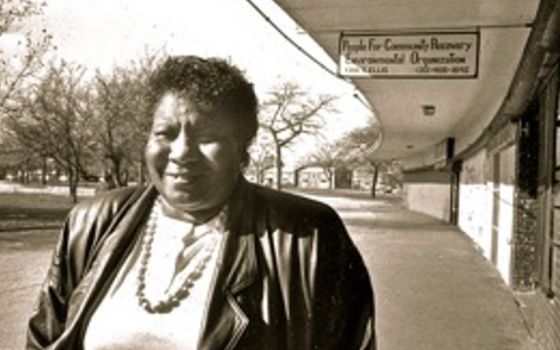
[540,66,560,296]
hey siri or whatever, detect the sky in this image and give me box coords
[7,0,372,165]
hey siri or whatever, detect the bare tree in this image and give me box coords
[248,130,274,184]
[0,0,50,110]
[5,60,96,202]
[305,140,347,188]
[0,134,39,183]
[341,122,382,197]
[0,0,51,182]
[259,82,336,190]
[92,52,162,187]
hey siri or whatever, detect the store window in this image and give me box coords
[540,65,560,296]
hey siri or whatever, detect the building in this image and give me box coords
[262,167,295,187]
[351,167,372,191]
[295,166,333,189]
[274,0,560,348]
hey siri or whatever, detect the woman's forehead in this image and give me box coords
[153,92,231,127]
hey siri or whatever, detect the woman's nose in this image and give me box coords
[169,131,198,163]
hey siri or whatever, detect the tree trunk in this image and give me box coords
[55,166,61,184]
[67,167,78,203]
[370,164,379,198]
[113,163,129,187]
[112,166,121,188]
[18,167,24,183]
[122,168,129,186]
[111,158,125,188]
[23,159,30,185]
[275,145,282,190]
[138,161,146,184]
[41,157,47,185]
[324,168,334,189]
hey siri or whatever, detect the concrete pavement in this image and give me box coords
[0,229,57,350]
[303,191,536,350]
[0,190,536,349]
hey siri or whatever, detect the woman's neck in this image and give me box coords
[159,198,224,224]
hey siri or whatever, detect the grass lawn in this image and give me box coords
[0,193,77,251]
[0,193,75,232]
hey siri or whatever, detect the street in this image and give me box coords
[0,191,535,350]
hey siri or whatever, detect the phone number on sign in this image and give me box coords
[414,66,471,74]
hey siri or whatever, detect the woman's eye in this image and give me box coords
[154,129,174,138]
[196,134,222,143]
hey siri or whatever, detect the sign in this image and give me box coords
[339,32,479,78]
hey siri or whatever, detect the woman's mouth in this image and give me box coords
[165,172,203,183]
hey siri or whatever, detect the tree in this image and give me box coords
[5,60,97,202]
[92,51,163,187]
[380,159,403,191]
[248,130,274,184]
[340,121,382,197]
[0,0,50,111]
[0,135,40,183]
[304,140,347,188]
[0,0,51,177]
[259,82,336,190]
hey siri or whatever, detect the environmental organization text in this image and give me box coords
[339,32,478,78]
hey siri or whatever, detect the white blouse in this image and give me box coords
[84,205,225,350]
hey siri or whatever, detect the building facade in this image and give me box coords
[403,5,560,348]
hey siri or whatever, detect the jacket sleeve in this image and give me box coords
[313,207,376,350]
[26,214,75,349]
[25,186,149,349]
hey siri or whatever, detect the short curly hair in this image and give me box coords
[149,55,259,165]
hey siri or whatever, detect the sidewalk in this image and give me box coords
[303,191,537,350]
[0,188,537,349]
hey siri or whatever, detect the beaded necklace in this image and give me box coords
[136,198,219,313]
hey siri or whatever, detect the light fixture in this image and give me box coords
[422,104,436,116]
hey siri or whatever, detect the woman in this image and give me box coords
[27,56,375,349]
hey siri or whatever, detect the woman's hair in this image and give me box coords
[149,55,259,165]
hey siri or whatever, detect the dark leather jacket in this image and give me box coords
[27,178,375,349]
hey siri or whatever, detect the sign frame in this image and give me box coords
[338,31,480,79]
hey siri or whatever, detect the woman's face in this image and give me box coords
[145,92,242,217]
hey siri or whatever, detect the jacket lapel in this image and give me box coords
[198,178,259,350]
[62,185,157,346]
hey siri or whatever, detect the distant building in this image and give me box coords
[351,167,373,190]
[262,167,295,187]
[351,166,398,193]
[294,166,352,190]
[296,166,333,189]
